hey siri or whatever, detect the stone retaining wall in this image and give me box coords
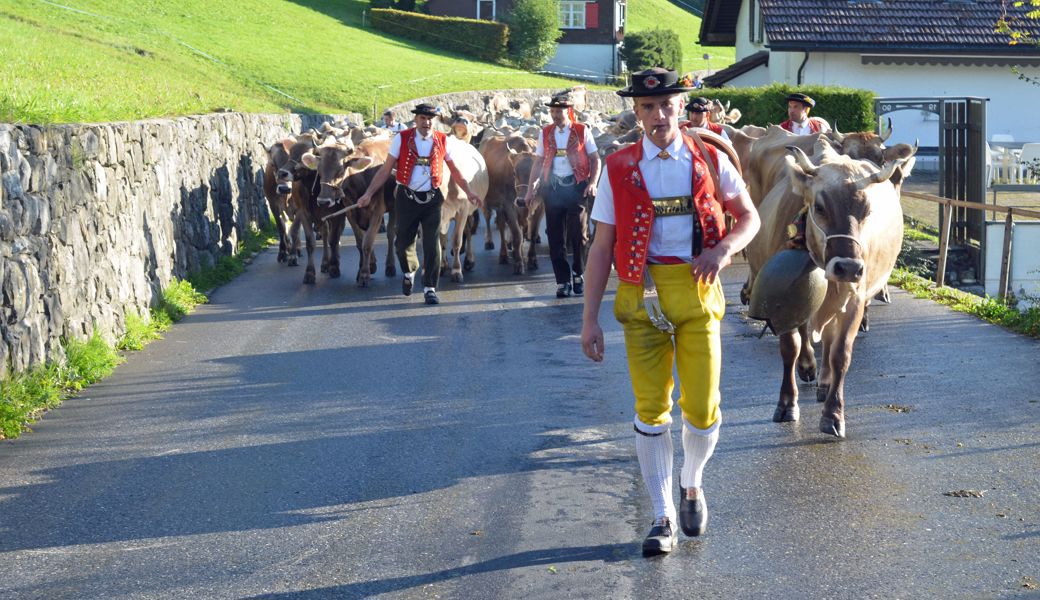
[0,112,360,376]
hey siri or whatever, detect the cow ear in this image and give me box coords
[785,155,815,198]
[301,152,318,170]
[346,156,374,171]
[280,137,296,153]
[889,156,916,187]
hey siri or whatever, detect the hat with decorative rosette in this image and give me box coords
[617,67,696,98]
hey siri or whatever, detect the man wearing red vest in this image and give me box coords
[780,92,831,135]
[680,96,731,142]
[521,91,601,298]
[581,68,760,556]
[357,103,482,305]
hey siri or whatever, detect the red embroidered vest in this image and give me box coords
[680,121,724,135]
[607,134,728,285]
[396,129,447,189]
[780,118,824,134]
[540,123,591,183]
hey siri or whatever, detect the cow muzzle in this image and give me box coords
[276,183,291,194]
[316,196,341,208]
[826,257,866,283]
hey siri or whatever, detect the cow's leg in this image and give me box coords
[358,208,382,287]
[320,220,331,274]
[506,206,524,275]
[819,303,865,438]
[346,211,365,282]
[450,209,466,283]
[527,202,544,271]
[287,215,302,267]
[796,322,817,383]
[384,206,397,277]
[498,207,511,264]
[328,219,342,278]
[300,213,317,284]
[271,200,289,263]
[463,210,477,273]
[483,205,495,250]
[773,329,802,423]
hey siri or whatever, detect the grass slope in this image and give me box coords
[626,0,736,74]
[0,0,576,124]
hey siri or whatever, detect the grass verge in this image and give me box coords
[0,223,277,440]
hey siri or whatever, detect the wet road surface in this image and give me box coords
[2,233,1038,599]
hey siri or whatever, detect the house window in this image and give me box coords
[477,0,495,20]
[560,1,586,29]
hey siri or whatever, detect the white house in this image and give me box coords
[699,0,1040,147]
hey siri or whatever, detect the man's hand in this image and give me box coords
[583,184,597,199]
[467,191,483,208]
[520,189,535,208]
[690,244,732,285]
[581,321,605,362]
[357,192,373,209]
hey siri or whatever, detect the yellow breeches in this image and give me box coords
[614,264,726,430]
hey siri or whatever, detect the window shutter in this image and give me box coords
[585,2,599,28]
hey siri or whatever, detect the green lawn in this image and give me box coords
[0,0,578,124]
[626,0,736,74]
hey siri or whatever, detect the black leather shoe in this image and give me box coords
[642,517,677,557]
[556,282,572,298]
[572,275,584,296]
[679,488,708,537]
[424,290,440,305]
[402,276,414,296]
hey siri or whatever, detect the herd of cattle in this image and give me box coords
[262,88,919,437]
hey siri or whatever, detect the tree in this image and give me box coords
[619,29,683,73]
[505,0,562,71]
[996,0,1040,85]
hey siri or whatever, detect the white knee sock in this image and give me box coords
[680,416,720,490]
[634,418,675,522]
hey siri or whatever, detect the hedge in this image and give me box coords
[702,83,876,133]
[369,9,508,63]
[620,29,683,73]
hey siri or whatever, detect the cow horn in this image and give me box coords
[786,146,818,174]
[880,118,893,143]
[858,158,905,189]
[725,100,731,111]
[831,120,846,144]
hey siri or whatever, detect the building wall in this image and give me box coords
[543,44,619,82]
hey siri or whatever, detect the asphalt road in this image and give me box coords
[1,230,1038,600]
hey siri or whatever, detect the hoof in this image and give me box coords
[278,251,288,263]
[772,404,800,423]
[303,270,316,285]
[534,235,542,244]
[329,266,341,279]
[485,240,495,250]
[513,263,524,275]
[740,285,750,306]
[464,260,475,272]
[816,385,829,403]
[859,318,870,333]
[451,271,464,283]
[358,278,369,288]
[798,363,817,383]
[819,415,846,438]
[499,254,510,265]
[385,264,397,277]
[440,265,450,276]
[288,257,298,267]
[320,263,329,274]
[527,259,538,271]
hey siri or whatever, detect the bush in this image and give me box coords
[620,29,683,73]
[505,0,562,71]
[369,0,394,8]
[702,83,876,132]
[370,8,509,62]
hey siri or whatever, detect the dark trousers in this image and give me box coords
[545,180,589,285]
[394,186,443,289]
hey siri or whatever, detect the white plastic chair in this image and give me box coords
[1018,143,1040,184]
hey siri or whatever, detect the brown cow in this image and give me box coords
[479,135,537,273]
[505,150,548,271]
[302,137,397,287]
[263,139,300,265]
[746,139,916,437]
[275,134,328,284]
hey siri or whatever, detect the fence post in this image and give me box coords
[936,200,953,287]
[998,211,1014,301]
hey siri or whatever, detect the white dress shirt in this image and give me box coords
[787,117,831,135]
[591,134,746,259]
[687,123,731,142]
[534,124,598,177]
[388,130,460,192]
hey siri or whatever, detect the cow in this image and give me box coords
[263,138,301,265]
[436,142,490,282]
[828,119,916,167]
[479,135,537,273]
[506,149,550,271]
[708,99,742,126]
[301,137,397,287]
[745,138,916,437]
[275,133,331,284]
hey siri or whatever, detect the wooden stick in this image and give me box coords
[998,212,1014,301]
[936,201,953,287]
[321,204,360,221]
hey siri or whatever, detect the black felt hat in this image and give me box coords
[617,68,695,98]
[686,96,711,113]
[411,103,439,117]
[546,92,574,108]
[785,93,816,108]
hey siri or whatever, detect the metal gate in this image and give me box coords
[875,96,988,268]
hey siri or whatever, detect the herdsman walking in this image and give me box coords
[580,68,760,556]
[780,92,831,134]
[680,96,731,142]
[358,103,482,305]
[522,91,601,298]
